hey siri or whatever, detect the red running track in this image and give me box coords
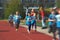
[0,21,58,40]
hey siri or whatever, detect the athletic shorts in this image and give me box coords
[31,21,36,25]
[14,22,20,29]
[49,24,57,33]
[15,23,19,29]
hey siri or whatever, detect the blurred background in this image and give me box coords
[0,0,60,20]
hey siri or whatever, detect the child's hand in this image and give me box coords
[27,18,31,21]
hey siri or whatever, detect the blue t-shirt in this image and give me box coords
[55,15,60,28]
[31,16,36,24]
[26,16,31,25]
[49,14,55,26]
[13,15,21,24]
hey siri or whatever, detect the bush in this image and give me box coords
[44,8,50,18]
[56,0,60,8]
[4,0,25,19]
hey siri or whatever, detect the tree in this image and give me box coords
[4,0,25,19]
[56,0,60,8]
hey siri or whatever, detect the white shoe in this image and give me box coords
[52,39,56,40]
[16,29,18,32]
[27,30,30,34]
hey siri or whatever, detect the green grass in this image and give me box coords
[36,21,48,27]
[36,22,42,27]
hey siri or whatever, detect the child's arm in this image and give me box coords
[8,15,11,21]
[48,14,55,21]
[18,16,22,20]
[48,19,55,21]
[20,16,21,19]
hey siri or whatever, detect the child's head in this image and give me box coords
[58,9,60,14]
[31,9,34,13]
[31,9,35,16]
[50,9,55,14]
[16,11,19,15]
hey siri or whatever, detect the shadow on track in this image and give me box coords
[0,30,10,32]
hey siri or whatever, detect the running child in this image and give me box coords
[31,9,36,31]
[13,11,21,32]
[48,9,57,40]
[48,9,56,33]
[8,13,14,27]
[26,13,31,33]
[55,9,60,40]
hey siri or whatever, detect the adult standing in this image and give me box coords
[39,7,46,29]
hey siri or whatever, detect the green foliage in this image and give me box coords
[56,0,60,8]
[4,0,25,19]
[4,0,20,19]
[45,8,50,11]
[18,4,25,19]
[44,8,50,17]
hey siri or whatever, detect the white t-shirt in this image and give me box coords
[55,14,60,21]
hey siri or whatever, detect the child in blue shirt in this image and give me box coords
[8,13,14,27]
[48,10,56,33]
[26,13,31,33]
[13,11,21,32]
[48,9,57,40]
[31,13,36,31]
[55,10,60,40]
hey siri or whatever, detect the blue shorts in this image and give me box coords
[26,23,31,26]
[31,20,36,25]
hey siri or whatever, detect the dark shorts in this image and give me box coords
[26,24,31,27]
[15,23,19,29]
[57,28,60,34]
[15,22,20,29]
[49,24,57,33]
[31,21,36,25]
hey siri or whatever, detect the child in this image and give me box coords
[48,9,56,40]
[26,13,31,33]
[31,9,36,31]
[48,9,56,33]
[55,9,60,40]
[8,13,14,27]
[13,11,21,32]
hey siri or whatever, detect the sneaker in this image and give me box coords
[35,30,37,32]
[42,27,47,29]
[48,31,51,33]
[27,30,30,34]
[48,30,52,33]
[52,39,56,40]
[16,29,18,32]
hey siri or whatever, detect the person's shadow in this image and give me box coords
[0,30,10,32]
